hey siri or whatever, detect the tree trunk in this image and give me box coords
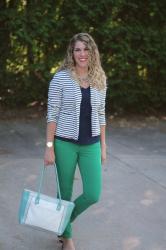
[25,0,34,78]
[0,0,10,83]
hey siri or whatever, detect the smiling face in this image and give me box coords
[73,41,89,70]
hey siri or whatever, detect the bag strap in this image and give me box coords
[35,163,62,209]
[54,163,62,201]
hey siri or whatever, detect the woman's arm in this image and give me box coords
[100,125,106,146]
[98,87,107,164]
[44,72,63,166]
[100,125,106,164]
[44,122,57,166]
[46,122,57,143]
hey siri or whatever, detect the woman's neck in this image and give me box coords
[75,66,88,77]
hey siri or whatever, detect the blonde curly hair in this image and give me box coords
[59,33,106,90]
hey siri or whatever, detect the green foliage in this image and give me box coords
[0,0,166,113]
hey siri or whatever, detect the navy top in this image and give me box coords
[56,86,100,145]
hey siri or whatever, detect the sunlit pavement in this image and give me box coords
[0,117,166,250]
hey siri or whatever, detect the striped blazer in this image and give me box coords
[47,70,106,140]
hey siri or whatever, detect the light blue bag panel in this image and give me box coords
[19,190,30,224]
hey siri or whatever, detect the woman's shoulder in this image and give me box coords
[53,69,71,79]
[50,70,72,87]
[92,86,106,94]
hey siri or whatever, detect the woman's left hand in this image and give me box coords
[101,144,107,164]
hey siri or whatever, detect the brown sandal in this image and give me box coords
[58,235,63,244]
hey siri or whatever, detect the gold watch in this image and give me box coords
[46,142,53,148]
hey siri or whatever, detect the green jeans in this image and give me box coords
[54,139,102,238]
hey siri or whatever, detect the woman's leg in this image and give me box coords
[71,142,102,222]
[54,139,78,238]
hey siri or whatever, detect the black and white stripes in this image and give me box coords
[47,70,106,140]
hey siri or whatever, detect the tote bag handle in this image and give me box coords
[35,163,62,210]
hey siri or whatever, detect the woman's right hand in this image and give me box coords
[44,147,55,166]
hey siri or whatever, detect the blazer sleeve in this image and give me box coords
[98,87,106,126]
[47,73,63,123]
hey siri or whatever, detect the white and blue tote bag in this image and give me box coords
[18,164,75,235]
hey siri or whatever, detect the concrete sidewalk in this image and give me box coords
[0,117,166,250]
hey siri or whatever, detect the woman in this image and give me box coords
[44,33,107,250]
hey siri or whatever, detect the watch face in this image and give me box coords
[47,142,53,147]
